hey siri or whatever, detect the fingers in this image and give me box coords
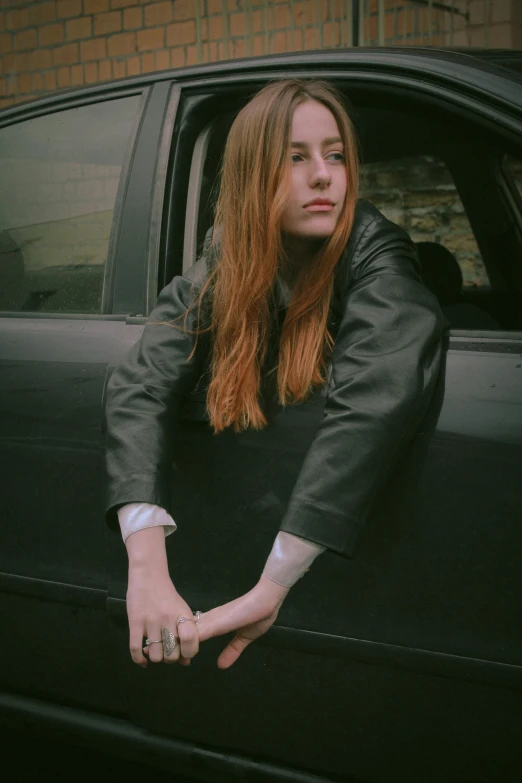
[161,624,181,664]
[217,633,252,669]
[129,623,148,667]
[147,628,167,664]
[176,615,199,660]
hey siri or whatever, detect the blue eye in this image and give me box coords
[328,152,345,162]
[291,153,302,163]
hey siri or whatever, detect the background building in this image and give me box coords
[0,0,521,109]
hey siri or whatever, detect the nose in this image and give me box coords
[309,155,331,188]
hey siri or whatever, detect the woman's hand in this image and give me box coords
[125,527,199,667]
[197,575,289,669]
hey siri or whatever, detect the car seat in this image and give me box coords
[415,241,500,330]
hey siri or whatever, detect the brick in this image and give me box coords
[107,31,136,55]
[5,73,17,94]
[44,70,57,90]
[3,52,27,73]
[186,44,198,65]
[0,33,12,54]
[84,61,98,82]
[251,10,262,34]
[166,20,195,46]
[233,38,246,58]
[113,59,126,78]
[111,0,138,7]
[123,7,142,29]
[272,30,285,53]
[155,48,170,70]
[0,77,6,96]
[6,8,30,30]
[323,20,340,47]
[489,22,515,47]
[171,46,184,67]
[137,26,165,50]
[57,66,70,86]
[84,0,110,13]
[32,71,44,92]
[468,0,485,25]
[28,49,53,70]
[141,51,155,72]
[53,42,79,65]
[0,13,3,33]
[57,0,82,19]
[29,1,56,26]
[14,29,37,51]
[99,58,112,80]
[206,0,222,13]
[126,54,140,75]
[66,17,93,40]
[94,11,121,35]
[70,64,84,85]
[230,13,244,36]
[144,1,173,26]
[252,34,264,56]
[80,37,107,60]
[39,23,64,46]
[173,0,193,21]
[274,5,291,28]
[0,97,14,109]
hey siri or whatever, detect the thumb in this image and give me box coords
[217,633,252,669]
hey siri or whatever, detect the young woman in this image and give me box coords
[105,79,444,670]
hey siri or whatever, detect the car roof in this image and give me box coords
[1,46,521,121]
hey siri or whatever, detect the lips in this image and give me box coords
[304,198,335,207]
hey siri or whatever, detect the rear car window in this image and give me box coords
[360,155,489,288]
[0,95,140,313]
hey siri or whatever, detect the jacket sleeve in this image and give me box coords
[104,272,207,530]
[279,217,445,557]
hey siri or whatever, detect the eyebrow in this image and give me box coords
[290,136,343,148]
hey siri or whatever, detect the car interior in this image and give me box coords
[173,83,522,333]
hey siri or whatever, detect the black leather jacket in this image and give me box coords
[105,200,445,557]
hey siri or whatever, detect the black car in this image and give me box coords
[1,48,521,783]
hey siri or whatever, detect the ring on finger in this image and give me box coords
[145,638,163,645]
[161,626,179,657]
[177,615,197,626]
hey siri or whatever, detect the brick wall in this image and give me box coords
[0,1,520,111]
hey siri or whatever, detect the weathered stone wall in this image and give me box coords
[360,155,489,287]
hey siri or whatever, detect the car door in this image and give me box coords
[105,55,522,783]
[0,81,176,716]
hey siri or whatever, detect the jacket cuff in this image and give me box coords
[106,475,172,531]
[280,500,364,558]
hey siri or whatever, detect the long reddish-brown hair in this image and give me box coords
[199,79,359,433]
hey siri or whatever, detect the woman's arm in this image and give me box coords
[197,216,445,666]
[105,267,208,665]
[279,216,445,555]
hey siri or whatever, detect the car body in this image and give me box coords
[0,47,521,783]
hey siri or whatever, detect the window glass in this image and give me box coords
[0,95,140,313]
[360,155,489,288]
[503,154,522,198]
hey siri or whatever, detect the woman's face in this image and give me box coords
[280,100,347,241]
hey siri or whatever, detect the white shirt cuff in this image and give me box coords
[262,531,325,587]
[117,503,176,543]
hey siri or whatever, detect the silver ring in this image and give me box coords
[145,638,162,645]
[193,611,202,623]
[177,615,197,625]
[161,627,178,657]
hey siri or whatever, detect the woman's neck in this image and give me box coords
[280,233,324,283]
